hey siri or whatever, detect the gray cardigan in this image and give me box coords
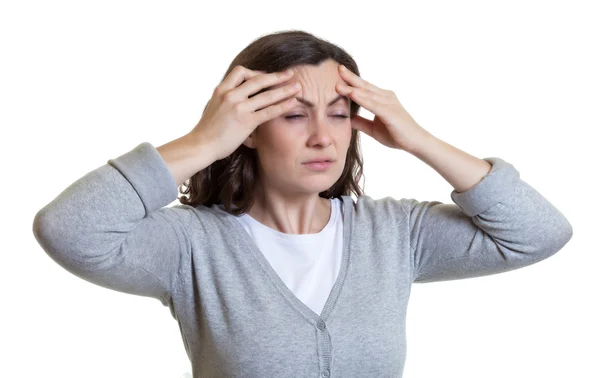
[32,142,573,377]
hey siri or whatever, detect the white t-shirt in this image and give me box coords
[216,197,344,316]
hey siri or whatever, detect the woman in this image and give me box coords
[33,30,573,377]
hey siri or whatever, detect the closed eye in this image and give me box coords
[285,115,349,120]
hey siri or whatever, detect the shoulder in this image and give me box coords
[343,194,411,221]
[161,202,232,230]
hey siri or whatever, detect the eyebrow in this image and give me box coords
[294,95,349,108]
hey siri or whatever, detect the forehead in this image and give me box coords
[268,60,343,93]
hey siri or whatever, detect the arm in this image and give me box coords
[405,130,492,193]
[32,138,213,305]
[156,132,217,187]
[403,134,573,283]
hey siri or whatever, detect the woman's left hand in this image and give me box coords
[336,64,431,152]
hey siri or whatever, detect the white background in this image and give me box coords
[2,0,597,377]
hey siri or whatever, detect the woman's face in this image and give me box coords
[243,59,353,197]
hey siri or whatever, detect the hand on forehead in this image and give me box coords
[266,61,348,106]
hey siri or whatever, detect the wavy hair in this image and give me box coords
[178,29,365,215]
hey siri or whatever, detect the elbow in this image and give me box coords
[537,218,573,259]
[33,206,78,263]
[32,207,53,251]
[33,207,64,260]
[33,207,93,274]
[557,219,574,250]
[554,212,574,250]
[509,216,574,262]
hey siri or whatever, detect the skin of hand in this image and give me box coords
[335,64,432,153]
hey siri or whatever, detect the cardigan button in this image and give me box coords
[321,369,330,377]
[317,320,326,330]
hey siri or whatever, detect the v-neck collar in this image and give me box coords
[237,198,338,244]
[220,195,354,323]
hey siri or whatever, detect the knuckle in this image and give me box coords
[232,101,246,115]
[223,91,236,103]
[274,71,287,81]
[260,103,273,118]
[273,102,285,115]
[265,89,277,102]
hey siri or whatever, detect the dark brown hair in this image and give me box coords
[178,29,365,215]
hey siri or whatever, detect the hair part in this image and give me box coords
[178,29,366,215]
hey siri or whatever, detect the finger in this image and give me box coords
[217,65,262,95]
[336,73,381,111]
[338,83,384,116]
[252,94,299,125]
[248,81,301,113]
[338,65,383,94]
[241,68,295,101]
[350,114,374,137]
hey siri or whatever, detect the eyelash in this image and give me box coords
[285,115,349,120]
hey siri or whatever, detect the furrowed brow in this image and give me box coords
[295,95,349,108]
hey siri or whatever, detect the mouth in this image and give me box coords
[302,160,334,170]
[303,159,334,164]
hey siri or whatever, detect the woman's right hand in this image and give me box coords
[190,65,301,162]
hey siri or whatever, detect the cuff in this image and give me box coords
[450,157,521,217]
[107,142,178,216]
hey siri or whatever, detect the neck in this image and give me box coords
[247,184,332,235]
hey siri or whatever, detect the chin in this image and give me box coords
[298,176,337,193]
[288,164,344,192]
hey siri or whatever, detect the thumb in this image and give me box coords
[351,114,373,137]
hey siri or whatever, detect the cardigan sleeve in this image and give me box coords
[406,157,573,283]
[32,142,192,306]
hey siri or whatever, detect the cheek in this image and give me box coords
[337,123,353,145]
[259,125,291,149]
[260,136,298,167]
[270,135,297,156]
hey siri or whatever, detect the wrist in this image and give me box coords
[405,129,436,156]
[186,132,218,164]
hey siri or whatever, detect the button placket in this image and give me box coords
[317,320,326,331]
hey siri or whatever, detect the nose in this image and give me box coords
[306,116,333,147]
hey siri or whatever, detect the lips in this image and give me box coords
[303,158,334,164]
